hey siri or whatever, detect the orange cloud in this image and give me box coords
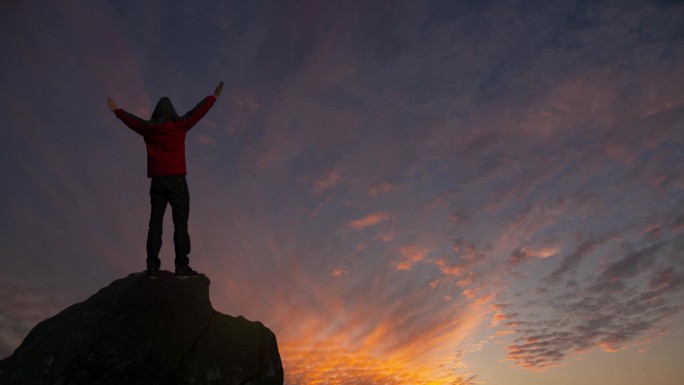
[491,311,518,326]
[433,258,465,276]
[395,245,430,271]
[496,329,518,337]
[456,274,474,287]
[331,268,348,277]
[348,212,390,230]
[599,342,623,353]
[474,294,493,305]
[462,289,476,299]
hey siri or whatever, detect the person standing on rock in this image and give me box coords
[107,81,224,279]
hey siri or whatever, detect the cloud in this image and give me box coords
[347,212,391,231]
[588,240,669,295]
[491,311,519,326]
[499,234,684,369]
[395,245,431,271]
[313,170,343,194]
[547,239,601,279]
[452,239,486,260]
[330,268,348,277]
[433,259,466,276]
[428,239,488,279]
[648,267,684,293]
[508,245,560,265]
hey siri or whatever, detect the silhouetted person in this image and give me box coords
[107,81,224,279]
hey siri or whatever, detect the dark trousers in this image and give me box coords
[146,175,191,270]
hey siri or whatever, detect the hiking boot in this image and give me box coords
[175,265,199,279]
[147,268,159,279]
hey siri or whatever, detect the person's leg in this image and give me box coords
[167,175,191,269]
[146,177,167,271]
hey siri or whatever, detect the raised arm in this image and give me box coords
[108,97,147,135]
[177,81,223,131]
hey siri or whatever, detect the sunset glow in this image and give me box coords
[1,1,684,384]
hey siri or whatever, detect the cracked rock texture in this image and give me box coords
[0,271,284,385]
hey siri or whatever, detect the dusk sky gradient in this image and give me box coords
[1,1,684,384]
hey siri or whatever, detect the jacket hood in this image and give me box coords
[151,97,178,120]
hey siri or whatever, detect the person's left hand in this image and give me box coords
[107,97,117,111]
[213,81,224,98]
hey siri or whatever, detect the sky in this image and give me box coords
[1,0,684,384]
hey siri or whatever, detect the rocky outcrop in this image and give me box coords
[0,271,283,385]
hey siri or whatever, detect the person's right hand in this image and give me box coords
[107,97,117,111]
[213,81,224,98]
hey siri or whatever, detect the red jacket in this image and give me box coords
[114,95,216,177]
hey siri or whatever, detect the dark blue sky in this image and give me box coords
[1,1,684,384]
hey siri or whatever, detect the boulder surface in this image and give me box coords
[0,271,283,385]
